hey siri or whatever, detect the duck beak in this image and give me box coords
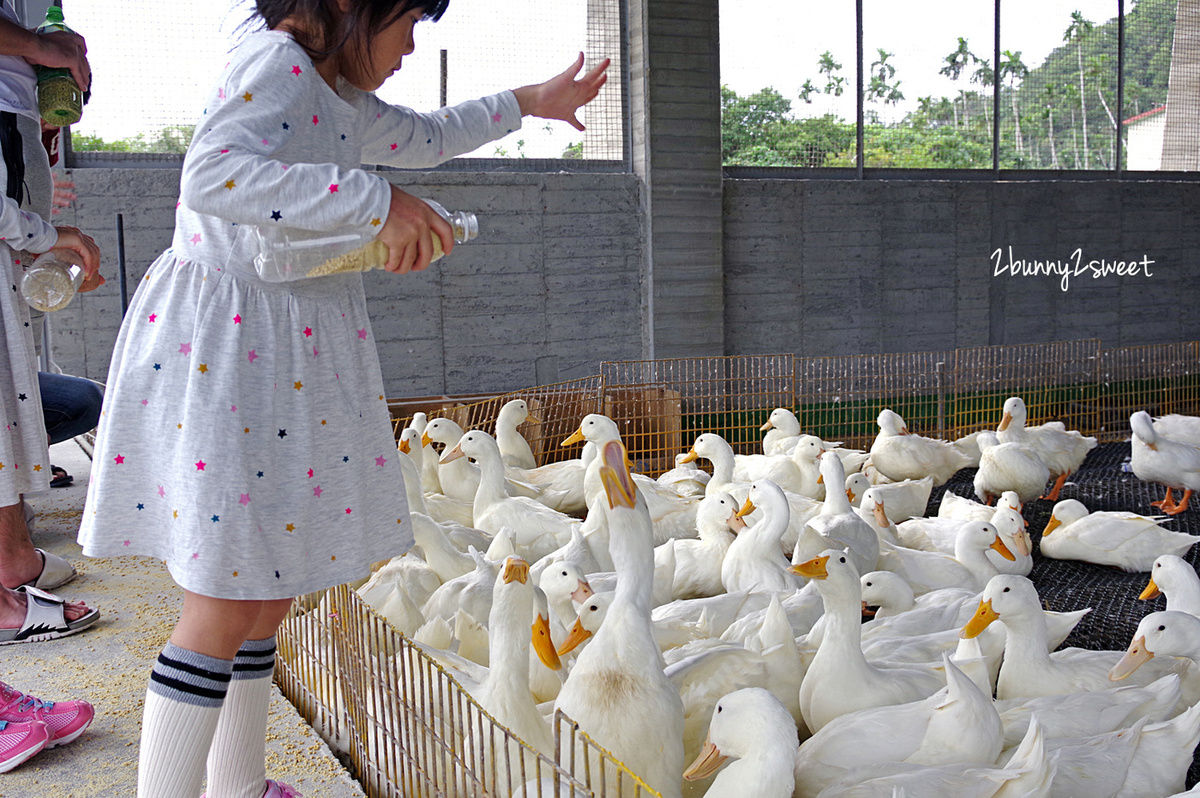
[679,448,700,464]
[991,536,1016,561]
[998,412,1012,432]
[502,557,529,585]
[557,617,592,656]
[599,440,637,510]
[760,419,775,432]
[421,432,434,448]
[791,555,829,579]
[1110,635,1155,680]
[727,510,747,533]
[846,488,856,503]
[570,579,593,603]
[961,598,999,638]
[1147,441,1158,451]
[899,426,911,436]
[1012,529,1031,557]
[861,600,877,619]
[873,501,889,528]
[817,473,824,485]
[440,442,466,464]
[398,438,410,454]
[561,427,586,446]
[1042,516,1061,537]
[735,497,756,519]
[1139,578,1162,601]
[526,411,540,424]
[531,613,562,671]
[682,738,729,781]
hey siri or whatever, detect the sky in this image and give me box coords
[64,0,1126,156]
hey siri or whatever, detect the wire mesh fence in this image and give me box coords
[389,339,1199,478]
[276,584,661,798]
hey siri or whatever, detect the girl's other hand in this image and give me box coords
[378,186,453,274]
[513,53,610,131]
[49,225,103,290]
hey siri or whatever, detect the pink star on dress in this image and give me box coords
[292,65,302,75]
[239,493,251,506]
[141,399,148,406]
[390,143,398,150]
[492,113,502,123]
[307,468,314,478]
[124,540,131,546]
[158,486,165,497]
[196,460,207,471]
[148,313,157,322]
[329,183,338,193]
[231,405,237,412]
[191,233,201,244]
[375,456,388,466]
[261,138,269,145]
[218,88,225,99]
[312,346,319,357]
[192,552,199,559]
[248,349,258,363]
[233,314,242,324]
[303,327,313,337]
[313,485,323,497]
[114,454,125,464]
[345,508,352,515]
[179,343,192,356]
[357,329,368,340]
[313,115,319,125]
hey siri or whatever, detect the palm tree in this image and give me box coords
[940,37,975,127]
[1000,50,1029,158]
[868,48,904,106]
[1064,10,1094,168]
[1042,84,1062,169]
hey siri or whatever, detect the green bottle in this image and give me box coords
[34,4,83,126]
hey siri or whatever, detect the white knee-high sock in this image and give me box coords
[205,636,277,798]
[138,643,234,798]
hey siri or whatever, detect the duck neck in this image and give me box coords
[1167,579,1200,616]
[706,446,735,488]
[486,586,534,696]
[473,446,510,507]
[608,503,655,615]
[998,610,1052,667]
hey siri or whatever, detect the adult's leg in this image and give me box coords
[138,592,294,798]
[37,372,103,446]
[0,502,44,590]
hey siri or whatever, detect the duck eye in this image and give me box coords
[716,705,722,713]
[839,557,846,563]
[1159,625,1166,631]
[1002,587,1010,593]
[865,581,873,587]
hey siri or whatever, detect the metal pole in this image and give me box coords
[1116,0,1126,175]
[440,49,448,108]
[993,0,1001,175]
[116,213,128,317]
[856,0,864,179]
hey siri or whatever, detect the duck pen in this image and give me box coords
[276,584,662,798]
[278,337,1200,796]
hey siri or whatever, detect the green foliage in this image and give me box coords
[722,0,1175,169]
[72,124,195,153]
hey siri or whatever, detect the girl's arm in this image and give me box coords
[0,192,57,253]
[360,54,609,168]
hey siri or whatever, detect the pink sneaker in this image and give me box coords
[0,719,50,773]
[200,780,303,798]
[0,682,94,748]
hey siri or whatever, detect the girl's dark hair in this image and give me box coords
[251,0,449,67]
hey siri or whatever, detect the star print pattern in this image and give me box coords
[77,29,518,601]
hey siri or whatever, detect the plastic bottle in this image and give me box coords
[253,199,478,282]
[21,251,82,311]
[34,5,84,126]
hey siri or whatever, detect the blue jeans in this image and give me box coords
[38,372,103,446]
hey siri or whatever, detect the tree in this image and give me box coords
[818,51,846,97]
[867,48,905,106]
[1000,50,1029,157]
[940,37,977,127]
[1064,10,1095,168]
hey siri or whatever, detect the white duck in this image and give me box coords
[553,440,686,798]
[1153,413,1200,447]
[938,489,1022,522]
[1140,554,1200,616]
[1110,609,1200,680]
[1040,498,1197,572]
[878,521,1015,594]
[974,430,1052,506]
[761,407,804,456]
[424,417,483,504]
[853,488,902,548]
[397,426,476,528]
[963,573,1195,700]
[1131,409,1200,515]
[997,396,1097,502]
[793,452,879,577]
[845,472,933,523]
[869,408,972,486]
[419,548,496,626]
[657,451,712,498]
[793,550,945,733]
[659,491,739,600]
[403,411,442,494]
[793,654,1002,798]
[537,559,594,633]
[681,688,797,798]
[495,398,538,469]
[722,481,801,594]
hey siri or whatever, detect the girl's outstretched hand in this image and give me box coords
[378,185,453,274]
[513,53,610,131]
[50,225,104,292]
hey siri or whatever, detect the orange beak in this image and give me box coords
[682,738,729,781]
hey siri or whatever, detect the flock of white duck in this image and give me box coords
[349,397,1200,798]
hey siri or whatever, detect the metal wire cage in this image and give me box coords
[276,585,661,798]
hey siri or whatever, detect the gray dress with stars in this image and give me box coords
[78,30,522,600]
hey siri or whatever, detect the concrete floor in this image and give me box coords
[0,439,366,798]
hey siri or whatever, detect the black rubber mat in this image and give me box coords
[929,441,1200,787]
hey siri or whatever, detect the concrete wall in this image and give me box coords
[723,178,1198,357]
[47,168,645,398]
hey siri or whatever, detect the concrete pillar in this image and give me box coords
[629,0,725,359]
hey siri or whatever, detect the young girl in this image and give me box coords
[77,1,608,796]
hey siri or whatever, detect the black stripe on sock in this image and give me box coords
[150,672,229,701]
[232,660,276,673]
[156,652,233,684]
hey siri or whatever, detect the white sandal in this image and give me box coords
[0,585,99,645]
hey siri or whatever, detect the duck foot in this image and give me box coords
[1151,487,1174,510]
[1039,473,1070,502]
[1163,489,1193,516]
